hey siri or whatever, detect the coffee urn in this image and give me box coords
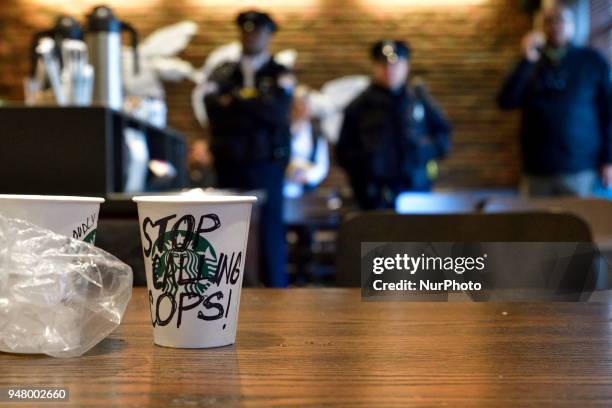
[85,5,139,110]
[30,15,83,77]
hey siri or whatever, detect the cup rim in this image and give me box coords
[132,194,258,204]
[0,194,105,203]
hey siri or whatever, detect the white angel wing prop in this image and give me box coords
[122,48,161,98]
[317,75,370,143]
[139,21,198,58]
[123,21,198,99]
[192,81,209,126]
[274,49,298,68]
[198,42,297,79]
[152,58,195,82]
[200,41,242,78]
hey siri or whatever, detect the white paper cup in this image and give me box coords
[0,194,104,355]
[0,194,105,243]
[133,194,257,348]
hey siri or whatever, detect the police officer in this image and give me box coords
[336,40,451,210]
[203,10,294,287]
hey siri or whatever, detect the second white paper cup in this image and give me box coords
[133,194,256,348]
[0,194,105,242]
[0,194,105,354]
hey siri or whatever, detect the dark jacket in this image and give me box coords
[204,58,293,165]
[498,45,612,175]
[337,83,451,209]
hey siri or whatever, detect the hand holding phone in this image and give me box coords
[522,31,545,63]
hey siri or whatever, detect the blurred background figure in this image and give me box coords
[202,10,294,287]
[187,138,216,188]
[336,40,451,210]
[498,3,612,197]
[284,85,329,198]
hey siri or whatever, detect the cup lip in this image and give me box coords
[0,194,105,203]
[132,194,258,204]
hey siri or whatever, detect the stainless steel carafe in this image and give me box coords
[30,15,83,77]
[85,5,139,110]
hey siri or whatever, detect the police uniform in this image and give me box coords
[204,11,293,287]
[337,41,452,210]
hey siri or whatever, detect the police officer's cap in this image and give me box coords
[371,40,411,63]
[236,10,277,33]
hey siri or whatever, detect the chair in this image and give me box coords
[284,190,344,284]
[335,212,595,298]
[484,197,612,252]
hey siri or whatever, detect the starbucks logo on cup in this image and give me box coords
[151,228,218,298]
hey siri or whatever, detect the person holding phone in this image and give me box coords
[498,4,612,197]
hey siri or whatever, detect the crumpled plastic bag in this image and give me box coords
[0,214,132,358]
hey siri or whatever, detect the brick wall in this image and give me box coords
[0,0,533,188]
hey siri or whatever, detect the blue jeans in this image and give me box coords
[521,170,597,197]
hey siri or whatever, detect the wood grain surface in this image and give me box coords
[3,288,612,407]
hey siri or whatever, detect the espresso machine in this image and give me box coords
[85,5,139,110]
